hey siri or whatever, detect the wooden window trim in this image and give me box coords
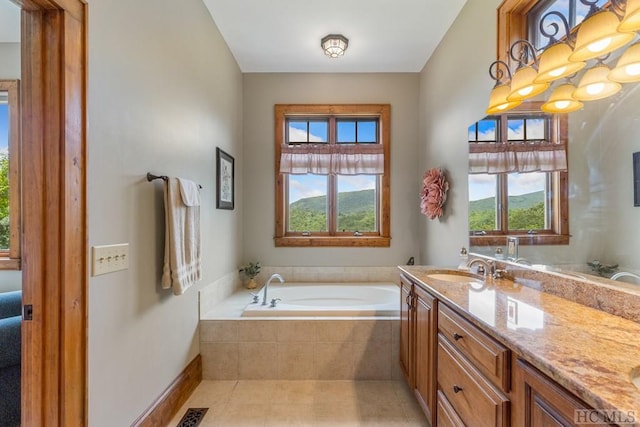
[0,80,21,270]
[274,104,391,247]
[470,102,569,246]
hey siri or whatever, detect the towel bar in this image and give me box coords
[147,172,202,189]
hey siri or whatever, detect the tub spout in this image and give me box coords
[262,273,285,305]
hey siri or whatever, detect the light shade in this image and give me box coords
[618,0,640,32]
[541,84,584,113]
[569,11,635,62]
[487,83,522,114]
[507,65,550,101]
[534,43,586,83]
[573,64,622,101]
[321,34,348,58]
[609,42,640,83]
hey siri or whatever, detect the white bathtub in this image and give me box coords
[242,282,400,317]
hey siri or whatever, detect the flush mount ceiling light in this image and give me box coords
[321,34,349,58]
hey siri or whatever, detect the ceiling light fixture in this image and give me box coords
[569,9,634,62]
[321,34,349,58]
[573,63,622,101]
[507,40,550,101]
[534,12,586,84]
[486,60,522,114]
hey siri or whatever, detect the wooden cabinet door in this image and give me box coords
[519,360,610,427]
[399,278,413,385]
[415,286,436,424]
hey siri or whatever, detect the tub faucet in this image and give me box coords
[610,271,640,283]
[262,273,285,305]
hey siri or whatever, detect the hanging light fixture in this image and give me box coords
[321,34,349,58]
[486,60,522,114]
[507,40,550,101]
[573,63,622,101]
[618,0,640,32]
[609,41,640,82]
[534,12,586,84]
[569,9,634,62]
[541,83,584,113]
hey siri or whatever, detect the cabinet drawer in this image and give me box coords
[439,303,510,392]
[437,390,465,427]
[438,336,510,427]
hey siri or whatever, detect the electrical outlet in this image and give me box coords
[92,243,129,276]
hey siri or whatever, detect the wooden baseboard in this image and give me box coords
[131,354,202,427]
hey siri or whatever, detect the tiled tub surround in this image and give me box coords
[199,267,403,381]
[399,265,640,420]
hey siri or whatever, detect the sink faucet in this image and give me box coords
[467,259,495,276]
[261,273,285,305]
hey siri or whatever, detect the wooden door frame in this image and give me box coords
[11,0,87,425]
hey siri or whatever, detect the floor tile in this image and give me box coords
[168,379,429,427]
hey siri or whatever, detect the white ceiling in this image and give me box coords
[0,1,19,43]
[1,0,468,73]
[202,0,467,73]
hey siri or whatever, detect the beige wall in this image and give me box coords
[418,0,501,266]
[86,0,243,425]
[242,73,421,267]
[0,43,19,78]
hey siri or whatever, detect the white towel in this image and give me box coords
[161,177,201,295]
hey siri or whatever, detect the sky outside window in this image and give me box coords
[0,103,8,154]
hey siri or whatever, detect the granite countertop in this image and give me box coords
[399,265,640,422]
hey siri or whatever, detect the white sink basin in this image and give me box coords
[426,273,483,283]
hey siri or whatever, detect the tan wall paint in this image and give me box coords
[86,0,243,425]
[242,73,421,267]
[418,0,501,266]
[0,43,19,78]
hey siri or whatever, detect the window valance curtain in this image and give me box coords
[468,142,567,174]
[279,144,384,175]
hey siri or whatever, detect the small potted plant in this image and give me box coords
[239,261,261,289]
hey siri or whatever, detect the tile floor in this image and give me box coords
[168,380,429,427]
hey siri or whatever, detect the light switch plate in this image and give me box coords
[92,243,129,276]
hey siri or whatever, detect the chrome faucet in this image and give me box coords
[261,273,285,305]
[467,259,495,276]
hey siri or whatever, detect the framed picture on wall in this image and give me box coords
[634,152,640,207]
[216,147,234,210]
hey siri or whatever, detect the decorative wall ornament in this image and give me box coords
[420,167,449,220]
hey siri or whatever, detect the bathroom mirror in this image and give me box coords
[467,85,640,281]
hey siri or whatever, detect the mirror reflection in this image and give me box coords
[468,86,640,284]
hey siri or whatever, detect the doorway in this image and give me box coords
[12,0,88,425]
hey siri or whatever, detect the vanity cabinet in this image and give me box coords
[437,303,511,427]
[399,271,611,427]
[399,275,436,425]
[518,360,610,426]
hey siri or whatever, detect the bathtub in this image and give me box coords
[242,282,400,317]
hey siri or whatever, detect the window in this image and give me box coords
[274,104,390,247]
[468,102,569,246]
[0,80,21,269]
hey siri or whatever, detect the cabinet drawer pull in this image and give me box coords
[453,333,463,341]
[453,385,463,393]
